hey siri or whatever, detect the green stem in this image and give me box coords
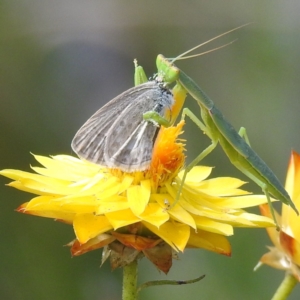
[271,273,297,300]
[122,260,138,300]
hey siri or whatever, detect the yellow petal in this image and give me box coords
[188,229,231,256]
[1,169,79,195]
[17,196,76,222]
[213,195,271,209]
[191,177,248,196]
[143,221,190,252]
[181,199,273,228]
[285,194,300,242]
[168,205,196,229]
[151,193,196,229]
[105,209,140,229]
[25,195,97,214]
[139,203,169,227]
[74,176,120,199]
[7,177,81,196]
[179,196,224,215]
[0,169,50,181]
[73,214,113,244]
[127,180,151,216]
[52,196,98,213]
[178,166,212,183]
[284,151,300,201]
[181,187,226,211]
[230,211,275,227]
[33,154,100,180]
[119,175,134,194]
[95,182,121,199]
[282,152,300,238]
[96,196,129,214]
[192,215,233,236]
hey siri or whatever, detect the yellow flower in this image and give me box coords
[0,121,274,274]
[255,150,300,280]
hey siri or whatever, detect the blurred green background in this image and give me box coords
[1,1,300,299]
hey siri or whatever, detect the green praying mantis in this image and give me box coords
[138,28,298,223]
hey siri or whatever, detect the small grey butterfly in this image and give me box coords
[71,80,174,172]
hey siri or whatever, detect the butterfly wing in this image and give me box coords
[71,81,172,170]
[104,84,174,171]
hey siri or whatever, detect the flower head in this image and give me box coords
[1,121,274,274]
[255,151,300,280]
